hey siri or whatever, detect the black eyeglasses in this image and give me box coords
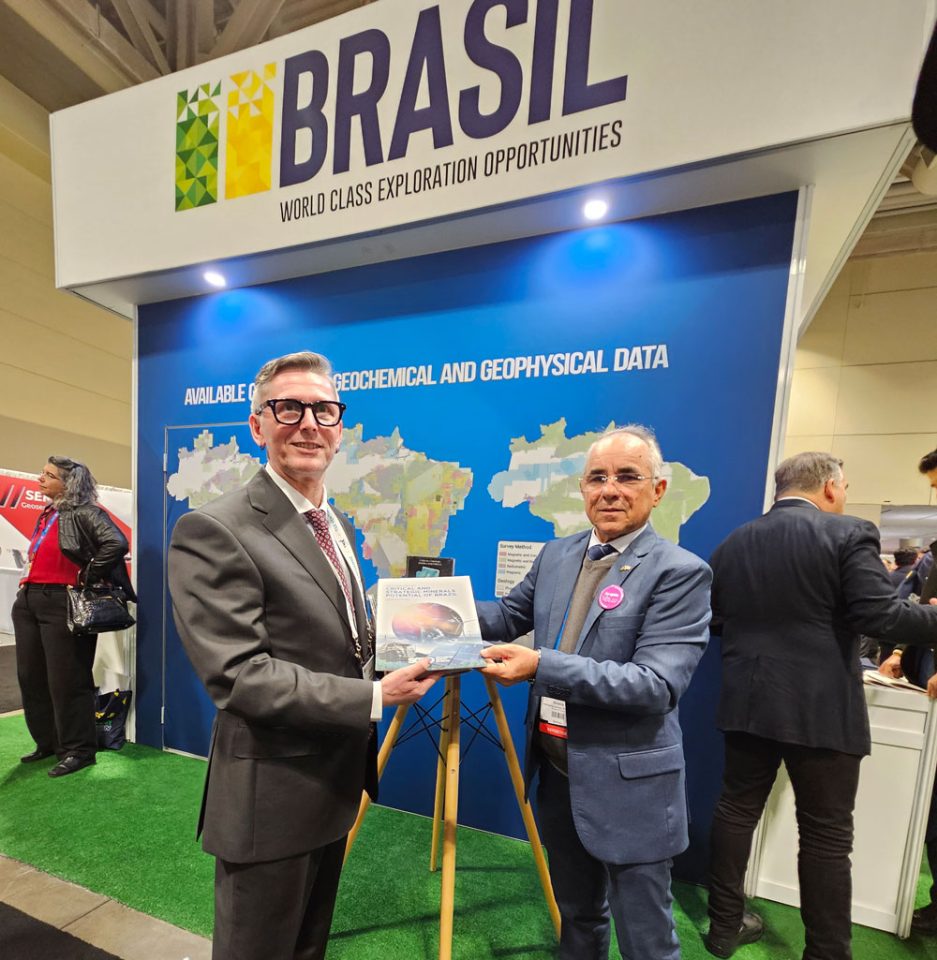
[260,398,346,426]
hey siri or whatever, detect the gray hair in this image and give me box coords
[774,451,843,497]
[47,456,98,508]
[587,424,664,478]
[252,351,334,413]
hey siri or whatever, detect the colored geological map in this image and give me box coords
[488,419,710,543]
[167,427,472,578]
[328,425,473,578]
[167,420,706,571]
[167,430,261,508]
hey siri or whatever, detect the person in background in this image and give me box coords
[890,548,920,589]
[879,447,937,934]
[870,547,923,663]
[897,543,935,601]
[12,457,135,778]
[706,451,937,960]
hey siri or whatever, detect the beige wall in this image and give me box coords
[0,76,132,488]
[784,248,937,522]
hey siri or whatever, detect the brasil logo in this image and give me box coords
[175,63,276,211]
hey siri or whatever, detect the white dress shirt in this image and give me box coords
[775,496,820,509]
[586,523,648,556]
[264,465,382,720]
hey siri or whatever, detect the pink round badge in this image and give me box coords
[598,584,624,610]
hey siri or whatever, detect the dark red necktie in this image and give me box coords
[305,508,362,663]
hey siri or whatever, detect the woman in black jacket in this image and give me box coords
[12,456,135,778]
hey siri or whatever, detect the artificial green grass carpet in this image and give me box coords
[2,712,937,958]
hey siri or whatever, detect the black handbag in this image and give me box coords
[66,584,136,635]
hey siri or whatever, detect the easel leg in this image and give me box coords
[344,704,409,864]
[438,676,461,960]
[483,675,562,939]
[430,679,454,872]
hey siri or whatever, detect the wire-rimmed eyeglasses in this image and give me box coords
[582,472,657,491]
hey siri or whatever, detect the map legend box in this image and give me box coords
[495,541,545,597]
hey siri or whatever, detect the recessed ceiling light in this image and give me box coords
[583,198,609,222]
[203,270,226,288]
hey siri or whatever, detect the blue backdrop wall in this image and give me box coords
[136,191,797,882]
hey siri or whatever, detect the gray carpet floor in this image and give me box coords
[0,901,122,960]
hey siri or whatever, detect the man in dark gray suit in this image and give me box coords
[705,451,937,960]
[169,351,437,960]
[478,426,712,960]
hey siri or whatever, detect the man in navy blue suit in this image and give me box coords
[479,425,712,960]
[706,451,937,960]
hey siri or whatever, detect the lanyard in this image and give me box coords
[553,596,573,650]
[28,510,59,560]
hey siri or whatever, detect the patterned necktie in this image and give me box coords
[305,508,362,662]
[587,543,617,562]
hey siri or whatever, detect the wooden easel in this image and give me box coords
[344,674,561,960]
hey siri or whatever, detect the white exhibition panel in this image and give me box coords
[745,683,937,937]
[71,122,914,340]
[51,0,935,296]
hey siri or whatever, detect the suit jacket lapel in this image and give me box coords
[544,532,590,650]
[575,525,658,654]
[248,472,351,628]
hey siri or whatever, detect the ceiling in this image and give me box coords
[881,505,937,553]
[0,0,367,111]
[2,0,936,250]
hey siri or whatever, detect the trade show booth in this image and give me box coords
[48,0,936,902]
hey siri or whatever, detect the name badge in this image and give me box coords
[362,654,375,682]
[538,696,567,739]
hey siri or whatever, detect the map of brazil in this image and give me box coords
[167,426,474,579]
[328,425,473,577]
[166,429,261,508]
[167,420,708,579]
[488,419,710,543]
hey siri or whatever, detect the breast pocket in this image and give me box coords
[590,613,644,660]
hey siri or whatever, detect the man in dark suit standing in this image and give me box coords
[479,426,712,960]
[704,451,937,960]
[168,351,437,960]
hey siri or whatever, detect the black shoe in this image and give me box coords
[48,755,95,778]
[20,749,55,763]
[704,911,765,958]
[913,902,937,934]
